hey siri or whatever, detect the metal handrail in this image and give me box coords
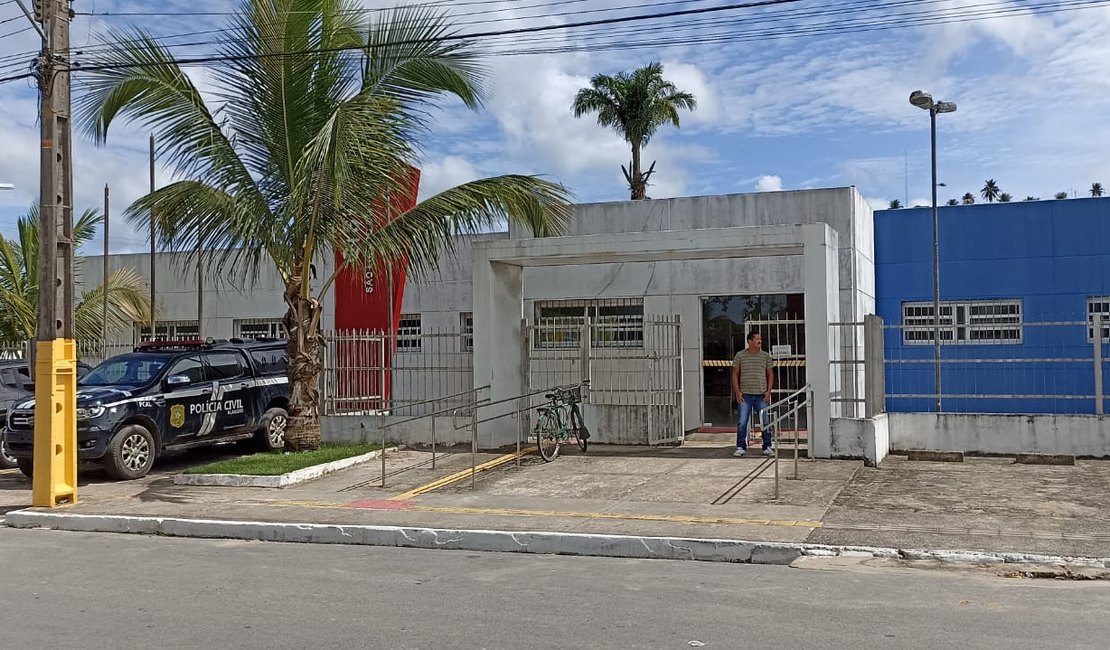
[375,385,491,487]
[753,384,813,498]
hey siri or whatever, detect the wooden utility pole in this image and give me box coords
[149,133,157,340]
[103,183,109,346]
[32,0,78,507]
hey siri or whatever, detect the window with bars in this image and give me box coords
[460,312,473,351]
[902,299,1023,345]
[397,314,421,351]
[1088,297,1110,343]
[234,319,285,339]
[135,320,200,343]
[534,299,644,349]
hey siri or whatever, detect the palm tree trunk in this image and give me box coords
[630,143,645,200]
[282,272,322,451]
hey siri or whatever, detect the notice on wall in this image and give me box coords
[771,344,792,357]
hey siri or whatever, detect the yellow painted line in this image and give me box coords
[404,505,822,528]
[387,449,534,501]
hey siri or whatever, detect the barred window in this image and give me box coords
[534,299,644,349]
[135,320,200,343]
[397,314,421,351]
[902,300,1022,345]
[235,319,285,340]
[1089,297,1110,343]
[460,312,474,351]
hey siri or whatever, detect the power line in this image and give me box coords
[0,24,31,39]
[66,0,808,74]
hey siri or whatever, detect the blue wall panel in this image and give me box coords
[875,197,1110,414]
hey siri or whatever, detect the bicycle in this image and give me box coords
[533,384,590,462]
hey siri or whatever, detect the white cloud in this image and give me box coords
[755,175,783,192]
[418,155,482,200]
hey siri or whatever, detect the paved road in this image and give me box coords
[1,529,1108,649]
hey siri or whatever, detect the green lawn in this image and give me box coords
[183,443,382,476]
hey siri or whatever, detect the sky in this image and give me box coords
[1,0,1109,255]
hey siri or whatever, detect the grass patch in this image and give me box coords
[183,443,382,476]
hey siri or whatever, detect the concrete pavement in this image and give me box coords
[4,438,1110,568]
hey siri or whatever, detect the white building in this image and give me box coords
[79,187,879,458]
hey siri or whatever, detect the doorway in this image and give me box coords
[700,294,805,427]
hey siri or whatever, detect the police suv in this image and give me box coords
[2,339,290,480]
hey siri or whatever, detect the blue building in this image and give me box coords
[874,197,1110,414]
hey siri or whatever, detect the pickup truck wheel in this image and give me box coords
[103,424,156,480]
[16,457,33,478]
[255,407,288,451]
[0,431,17,469]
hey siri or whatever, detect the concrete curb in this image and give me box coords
[172,447,399,488]
[6,510,1110,569]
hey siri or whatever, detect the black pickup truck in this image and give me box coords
[2,339,291,480]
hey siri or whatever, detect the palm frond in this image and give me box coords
[362,175,572,281]
[74,267,154,343]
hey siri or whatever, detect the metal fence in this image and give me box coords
[320,328,474,417]
[0,340,134,367]
[883,316,1108,415]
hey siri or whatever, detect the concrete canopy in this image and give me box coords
[472,223,840,456]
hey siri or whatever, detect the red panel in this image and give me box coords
[333,169,421,409]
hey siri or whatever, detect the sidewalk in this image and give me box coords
[4,439,1110,567]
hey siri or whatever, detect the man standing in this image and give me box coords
[731,331,775,457]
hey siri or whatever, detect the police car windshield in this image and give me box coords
[81,354,171,387]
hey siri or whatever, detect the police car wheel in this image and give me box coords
[104,425,157,480]
[0,432,17,469]
[256,407,288,451]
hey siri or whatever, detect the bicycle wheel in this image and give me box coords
[535,413,561,462]
[572,414,589,453]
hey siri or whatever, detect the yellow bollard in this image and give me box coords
[32,339,78,507]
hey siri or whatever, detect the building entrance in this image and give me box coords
[701,294,805,427]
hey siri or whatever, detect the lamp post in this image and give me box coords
[909,90,956,413]
[0,183,14,190]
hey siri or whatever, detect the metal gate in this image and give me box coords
[645,317,684,445]
[527,313,684,445]
[745,317,808,430]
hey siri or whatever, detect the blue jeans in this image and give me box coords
[736,394,773,450]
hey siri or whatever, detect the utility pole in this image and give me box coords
[197,238,204,340]
[149,133,157,341]
[103,184,109,348]
[31,0,78,507]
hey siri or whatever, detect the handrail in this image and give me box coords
[375,385,491,487]
[754,384,813,498]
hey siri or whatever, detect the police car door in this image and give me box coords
[160,355,210,442]
[201,351,250,435]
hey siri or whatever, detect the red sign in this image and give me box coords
[333,169,421,409]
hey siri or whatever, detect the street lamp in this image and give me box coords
[909,90,956,413]
[0,183,14,190]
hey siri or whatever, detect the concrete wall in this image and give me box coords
[888,412,1110,457]
[831,415,889,466]
[78,250,336,342]
[322,414,474,447]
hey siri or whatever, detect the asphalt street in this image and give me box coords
[1,528,1107,649]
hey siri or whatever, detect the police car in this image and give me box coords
[2,339,290,480]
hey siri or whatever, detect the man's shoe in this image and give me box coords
[733,448,747,457]
[762,447,775,457]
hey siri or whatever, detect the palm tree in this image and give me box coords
[980,179,1001,203]
[0,205,151,347]
[946,198,959,206]
[888,199,902,209]
[1092,182,1104,197]
[1055,192,1069,200]
[77,1,571,451]
[572,62,697,200]
[962,192,976,205]
[999,193,1012,203]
